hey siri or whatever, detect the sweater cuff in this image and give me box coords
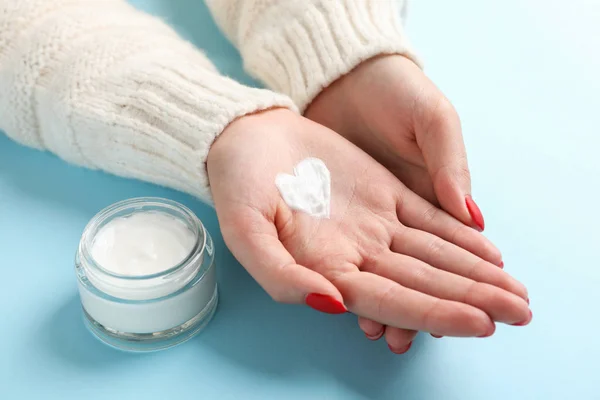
[88,66,296,202]
[42,39,296,203]
[241,0,422,112]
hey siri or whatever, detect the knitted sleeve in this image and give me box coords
[205,0,422,112]
[0,0,296,202]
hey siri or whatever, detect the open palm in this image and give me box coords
[208,109,530,353]
[306,55,486,233]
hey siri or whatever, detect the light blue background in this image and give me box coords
[1,0,598,399]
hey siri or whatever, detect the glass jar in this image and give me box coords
[75,197,218,352]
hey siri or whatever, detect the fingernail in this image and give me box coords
[512,309,533,326]
[498,261,504,268]
[365,331,384,341]
[526,298,530,305]
[430,334,443,338]
[465,195,485,231]
[388,342,412,354]
[305,293,347,314]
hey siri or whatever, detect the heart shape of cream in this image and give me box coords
[275,157,331,218]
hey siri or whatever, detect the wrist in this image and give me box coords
[217,108,295,144]
[207,108,297,173]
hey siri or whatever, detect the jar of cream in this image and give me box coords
[75,197,218,352]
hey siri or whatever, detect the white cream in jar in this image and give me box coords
[75,198,218,352]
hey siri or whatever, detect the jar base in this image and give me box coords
[83,287,218,352]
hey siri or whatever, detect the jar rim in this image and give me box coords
[79,197,206,281]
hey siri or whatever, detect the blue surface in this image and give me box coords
[1,0,599,398]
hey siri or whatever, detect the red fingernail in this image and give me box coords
[512,309,533,326]
[526,298,530,305]
[431,334,443,338]
[388,342,412,354]
[305,293,347,314]
[498,261,504,268]
[365,331,384,341]
[465,195,485,231]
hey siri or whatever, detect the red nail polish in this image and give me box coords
[498,261,504,268]
[512,310,533,326]
[526,298,530,305]
[388,342,412,354]
[305,293,347,314]
[465,195,485,231]
[431,334,443,338]
[365,331,384,341]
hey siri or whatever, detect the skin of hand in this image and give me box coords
[207,109,531,354]
[304,54,504,343]
[305,55,484,231]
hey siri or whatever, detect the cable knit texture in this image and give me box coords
[1,0,419,201]
[0,0,296,202]
[206,0,421,112]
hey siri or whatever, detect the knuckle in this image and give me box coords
[421,298,441,332]
[449,223,470,245]
[421,205,440,226]
[426,237,446,263]
[431,97,459,129]
[376,285,399,320]
[431,158,471,190]
[391,225,408,252]
[266,262,299,304]
[411,262,435,288]
[463,281,481,305]
[314,258,356,281]
[465,258,488,281]
[454,160,472,184]
[421,96,459,136]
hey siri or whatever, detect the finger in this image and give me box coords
[396,189,502,265]
[392,227,528,301]
[414,95,482,230]
[219,208,346,313]
[366,252,530,325]
[358,317,385,340]
[332,271,495,337]
[385,327,418,354]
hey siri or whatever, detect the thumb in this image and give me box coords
[416,98,484,231]
[219,208,347,314]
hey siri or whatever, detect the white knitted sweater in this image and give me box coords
[0,0,417,202]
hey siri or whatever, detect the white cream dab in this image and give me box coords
[91,211,196,276]
[275,157,331,218]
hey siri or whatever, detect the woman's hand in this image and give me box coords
[305,55,486,233]
[304,54,508,345]
[208,109,530,353]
